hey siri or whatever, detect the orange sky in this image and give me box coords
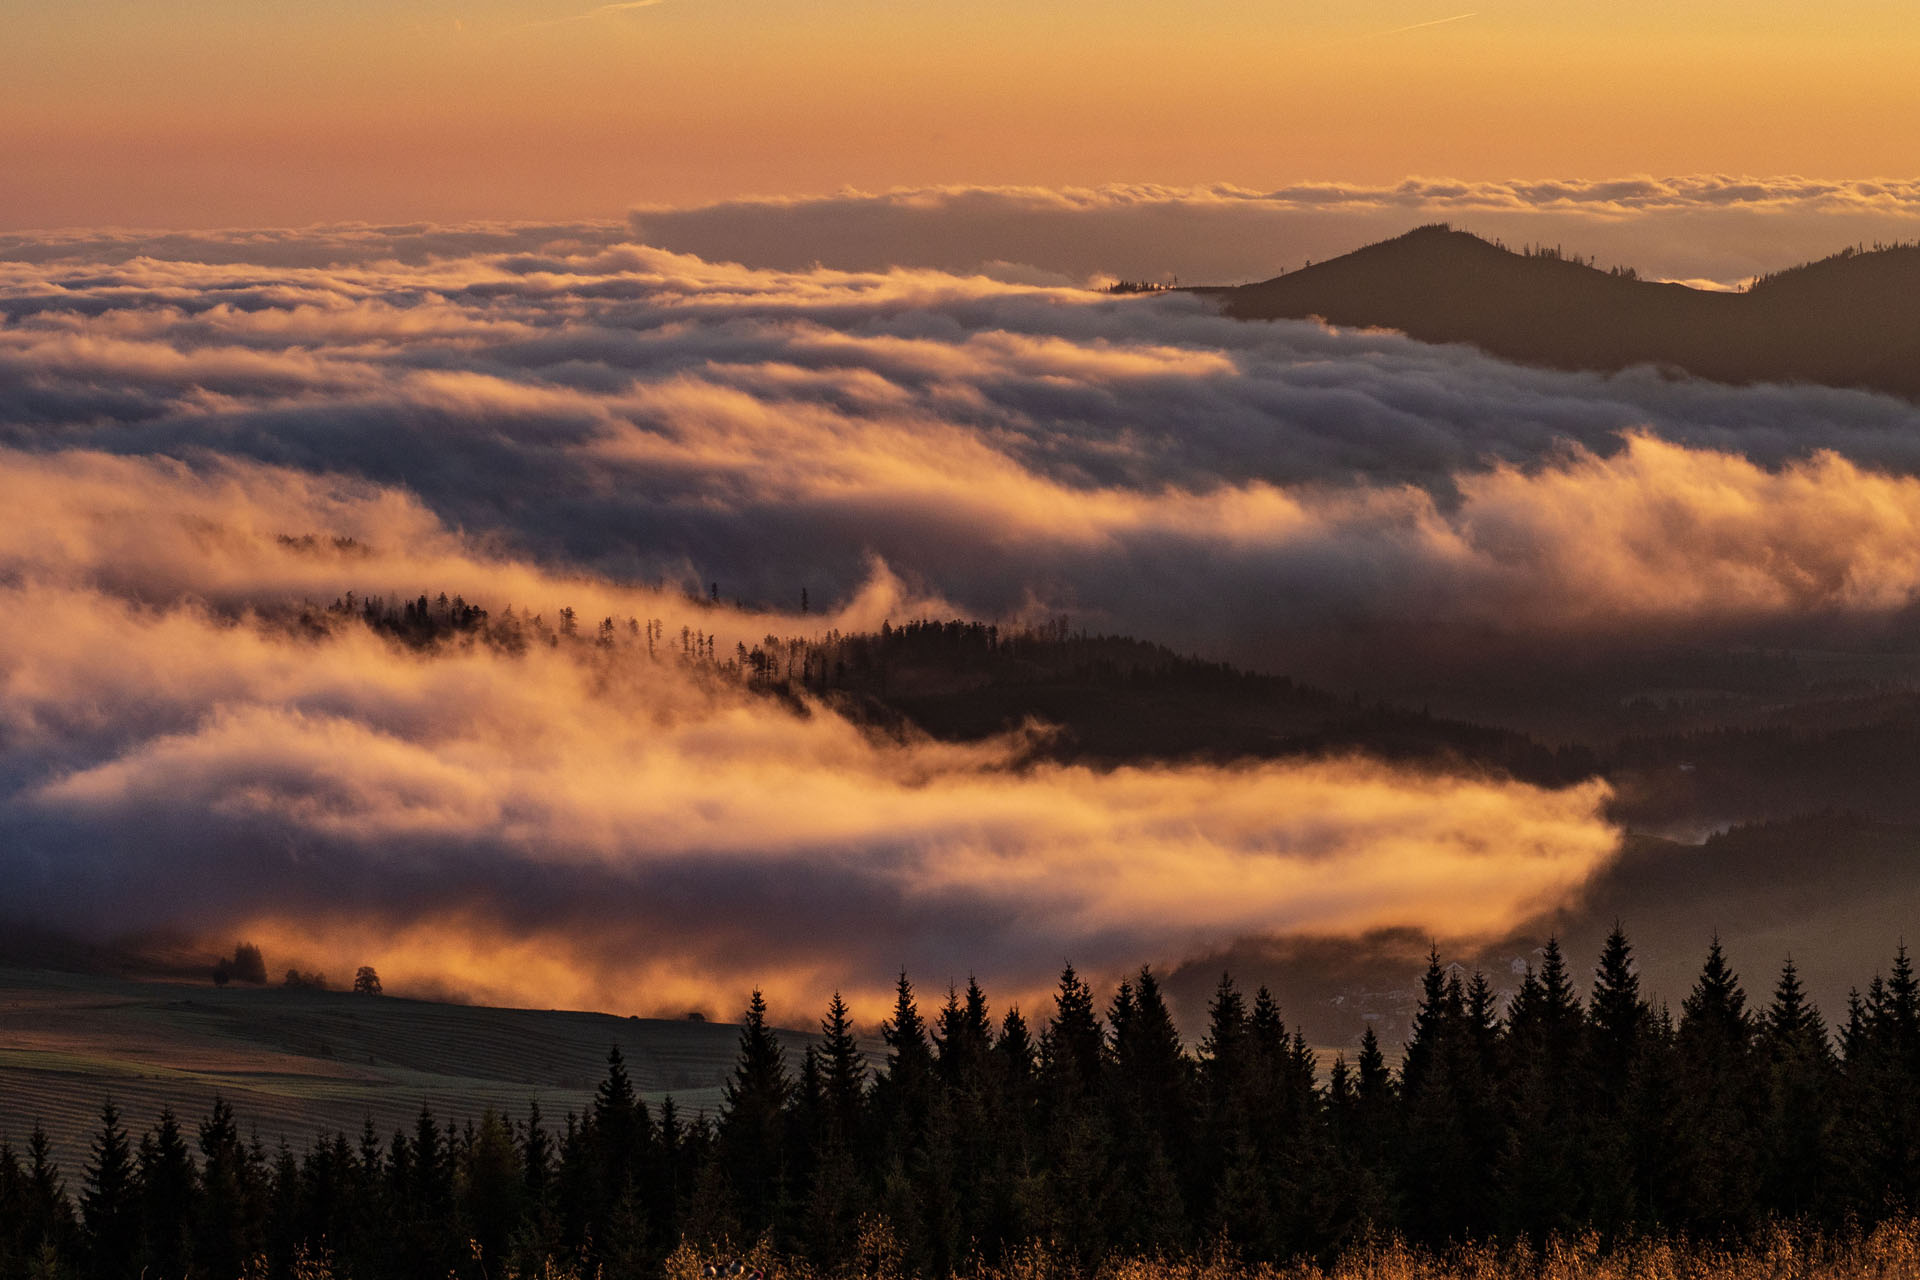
[3,0,1917,228]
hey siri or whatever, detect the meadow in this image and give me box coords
[603,1224,1920,1280]
[0,966,803,1177]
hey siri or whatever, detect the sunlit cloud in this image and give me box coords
[0,451,1618,1019]
[5,234,1920,685]
[7,228,1920,1017]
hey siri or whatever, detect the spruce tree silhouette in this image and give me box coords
[79,1100,136,1280]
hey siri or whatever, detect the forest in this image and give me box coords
[6,929,1920,1280]
[294,589,1920,839]
[290,591,1594,786]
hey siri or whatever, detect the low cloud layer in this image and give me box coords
[6,220,1920,1018]
[630,177,1920,288]
[5,236,1920,686]
[0,449,1616,1018]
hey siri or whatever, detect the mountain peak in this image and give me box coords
[1207,228,1920,399]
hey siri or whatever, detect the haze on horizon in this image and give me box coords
[4,0,1920,229]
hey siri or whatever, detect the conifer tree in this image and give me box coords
[1398,949,1453,1102]
[1585,925,1651,1230]
[1199,973,1249,1117]
[79,1100,137,1280]
[718,989,792,1237]
[264,1140,301,1276]
[797,1010,864,1267]
[347,1117,392,1279]
[818,992,869,1144]
[0,1138,28,1280]
[193,1099,258,1280]
[401,1104,458,1276]
[1837,949,1920,1210]
[24,1126,77,1276]
[1356,1025,1394,1117]
[1110,969,1191,1157]
[1255,987,1332,1255]
[1038,964,1104,1114]
[993,1002,1040,1241]
[997,1006,1037,1105]
[1463,972,1502,1078]
[648,1095,688,1254]
[1758,957,1835,1217]
[877,972,934,1132]
[1674,936,1762,1231]
[933,981,1001,1259]
[591,1044,656,1239]
[462,1110,526,1272]
[1338,1026,1401,1247]
[1497,940,1585,1238]
[1589,926,1649,1085]
[934,980,995,1092]
[1036,964,1113,1264]
[1399,952,1490,1240]
[1106,967,1191,1253]
[522,1098,552,1203]
[1196,974,1251,1230]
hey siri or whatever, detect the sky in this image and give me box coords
[4,0,1919,228]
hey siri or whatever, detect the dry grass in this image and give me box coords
[642,1220,1920,1280]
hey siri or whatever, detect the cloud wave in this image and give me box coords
[5,237,1920,685]
[0,450,1617,1018]
[6,223,1920,1016]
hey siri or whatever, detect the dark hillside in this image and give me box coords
[0,967,817,1179]
[810,620,1596,785]
[1207,225,1920,399]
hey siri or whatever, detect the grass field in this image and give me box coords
[0,966,814,1178]
[660,1223,1920,1280]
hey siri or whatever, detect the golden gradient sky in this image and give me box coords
[4,0,1917,229]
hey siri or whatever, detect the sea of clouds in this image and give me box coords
[6,194,1920,1019]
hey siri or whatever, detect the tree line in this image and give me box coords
[6,930,1917,1280]
[293,592,1263,701]
[278,595,1596,789]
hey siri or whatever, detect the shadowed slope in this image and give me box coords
[1207,226,1920,399]
[0,967,816,1177]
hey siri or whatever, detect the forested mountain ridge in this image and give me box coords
[809,619,1597,784]
[293,592,1920,829]
[289,596,1597,787]
[1203,226,1920,399]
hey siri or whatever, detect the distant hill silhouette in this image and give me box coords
[1203,225,1920,399]
[784,618,1595,782]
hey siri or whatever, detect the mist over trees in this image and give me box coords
[292,586,1920,842]
[10,931,1920,1279]
[211,945,266,989]
[285,591,1597,789]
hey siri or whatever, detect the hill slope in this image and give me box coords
[810,621,1595,784]
[0,967,813,1178]
[1206,226,1920,399]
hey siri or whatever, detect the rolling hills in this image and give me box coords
[1204,226,1920,400]
[0,966,813,1179]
